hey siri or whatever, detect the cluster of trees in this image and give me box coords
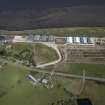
[0,44,36,66]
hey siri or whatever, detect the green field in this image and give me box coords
[0,62,105,105]
[11,43,59,65]
[80,80,105,105]
[0,27,105,37]
[0,43,59,65]
[55,63,105,78]
[0,63,72,105]
[61,78,105,105]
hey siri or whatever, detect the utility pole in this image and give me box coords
[78,70,86,95]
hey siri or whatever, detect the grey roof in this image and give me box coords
[41,35,48,41]
[34,35,41,41]
[48,35,54,41]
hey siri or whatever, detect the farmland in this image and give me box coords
[0,62,105,105]
[0,27,105,37]
[0,43,59,66]
[66,46,105,64]
[0,63,76,105]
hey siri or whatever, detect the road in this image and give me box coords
[13,38,62,68]
[29,68,105,83]
[36,43,62,68]
[12,38,105,82]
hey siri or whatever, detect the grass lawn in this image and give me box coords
[56,63,105,78]
[0,63,69,105]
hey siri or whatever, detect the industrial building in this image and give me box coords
[0,36,6,44]
[40,35,49,42]
[48,35,54,42]
[33,35,41,41]
[66,37,73,44]
[66,37,95,45]
[0,35,14,44]
[75,37,80,43]
[80,37,84,44]
[82,37,88,44]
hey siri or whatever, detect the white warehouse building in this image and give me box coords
[66,37,73,44]
[75,37,80,43]
[90,37,95,44]
[83,37,88,44]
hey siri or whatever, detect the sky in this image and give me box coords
[0,0,105,10]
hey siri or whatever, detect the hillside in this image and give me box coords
[0,5,105,30]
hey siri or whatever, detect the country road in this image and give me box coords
[29,68,105,83]
[13,37,62,68]
[36,43,62,68]
[12,38,105,82]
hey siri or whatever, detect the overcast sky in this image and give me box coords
[0,0,105,10]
